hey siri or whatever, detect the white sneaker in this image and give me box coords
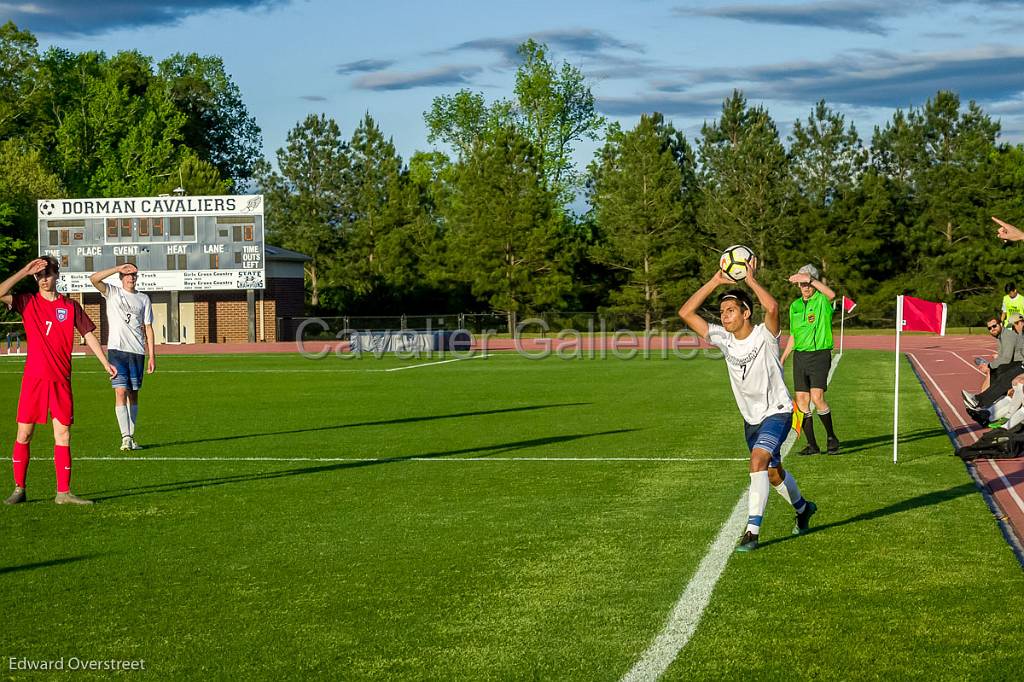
[128,437,143,451]
[120,436,132,451]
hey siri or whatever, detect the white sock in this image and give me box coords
[115,406,131,438]
[747,471,770,534]
[772,471,807,512]
[129,404,138,437]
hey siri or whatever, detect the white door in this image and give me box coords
[150,300,168,344]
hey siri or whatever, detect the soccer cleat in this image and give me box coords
[797,444,820,456]
[4,486,26,505]
[120,436,132,452]
[735,530,759,552]
[793,500,818,535]
[826,437,841,455]
[128,437,143,451]
[962,390,979,409]
[967,406,992,428]
[54,492,94,506]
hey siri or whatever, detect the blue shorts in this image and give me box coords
[109,349,145,390]
[743,412,792,468]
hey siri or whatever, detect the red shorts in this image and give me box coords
[17,375,74,426]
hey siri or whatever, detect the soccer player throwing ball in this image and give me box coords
[1,257,116,505]
[679,258,816,551]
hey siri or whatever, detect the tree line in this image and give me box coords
[4,23,1024,330]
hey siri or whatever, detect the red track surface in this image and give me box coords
[895,337,1024,562]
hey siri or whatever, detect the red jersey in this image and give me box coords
[11,292,96,382]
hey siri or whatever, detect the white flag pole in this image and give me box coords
[893,295,903,464]
[840,296,846,355]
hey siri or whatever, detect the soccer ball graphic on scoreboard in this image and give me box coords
[719,244,754,282]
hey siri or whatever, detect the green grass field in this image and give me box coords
[0,349,1021,680]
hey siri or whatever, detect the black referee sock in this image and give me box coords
[803,416,819,449]
[819,410,837,439]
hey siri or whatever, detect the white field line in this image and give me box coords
[384,354,489,372]
[622,354,837,682]
[988,461,1024,516]
[620,493,749,682]
[948,351,986,376]
[67,456,748,463]
[907,352,980,444]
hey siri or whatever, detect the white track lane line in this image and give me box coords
[384,355,489,372]
[622,354,839,682]
[948,351,986,376]
[988,461,1024,516]
[908,352,980,443]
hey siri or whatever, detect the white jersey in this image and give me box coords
[103,283,153,355]
[707,322,791,425]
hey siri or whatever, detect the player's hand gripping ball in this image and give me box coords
[719,245,755,282]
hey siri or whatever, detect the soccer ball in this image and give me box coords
[719,245,754,282]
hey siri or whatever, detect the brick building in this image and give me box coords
[79,245,309,344]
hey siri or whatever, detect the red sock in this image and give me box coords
[54,445,71,494]
[12,441,29,488]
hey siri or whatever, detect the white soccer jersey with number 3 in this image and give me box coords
[103,284,154,355]
[706,322,792,425]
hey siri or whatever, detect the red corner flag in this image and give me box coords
[842,296,857,313]
[893,294,948,464]
[900,295,947,335]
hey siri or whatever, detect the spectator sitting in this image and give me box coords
[967,373,1024,429]
[963,313,1024,410]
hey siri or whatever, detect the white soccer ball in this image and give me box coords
[719,245,754,282]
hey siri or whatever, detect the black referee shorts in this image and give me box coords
[793,349,832,392]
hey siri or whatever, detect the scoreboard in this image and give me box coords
[37,194,266,293]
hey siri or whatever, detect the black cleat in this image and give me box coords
[826,437,841,455]
[798,444,820,456]
[793,500,817,535]
[966,406,991,428]
[736,530,759,552]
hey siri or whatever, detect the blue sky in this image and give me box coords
[9,0,1024,173]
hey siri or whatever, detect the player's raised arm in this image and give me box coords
[90,263,137,295]
[0,259,47,306]
[745,258,780,335]
[679,270,732,339]
[788,270,835,302]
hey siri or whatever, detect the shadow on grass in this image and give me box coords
[758,482,977,549]
[90,428,638,502]
[817,427,949,455]
[0,555,95,575]
[142,402,591,450]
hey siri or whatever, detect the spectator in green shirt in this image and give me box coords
[780,264,841,455]
[1001,283,1024,324]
